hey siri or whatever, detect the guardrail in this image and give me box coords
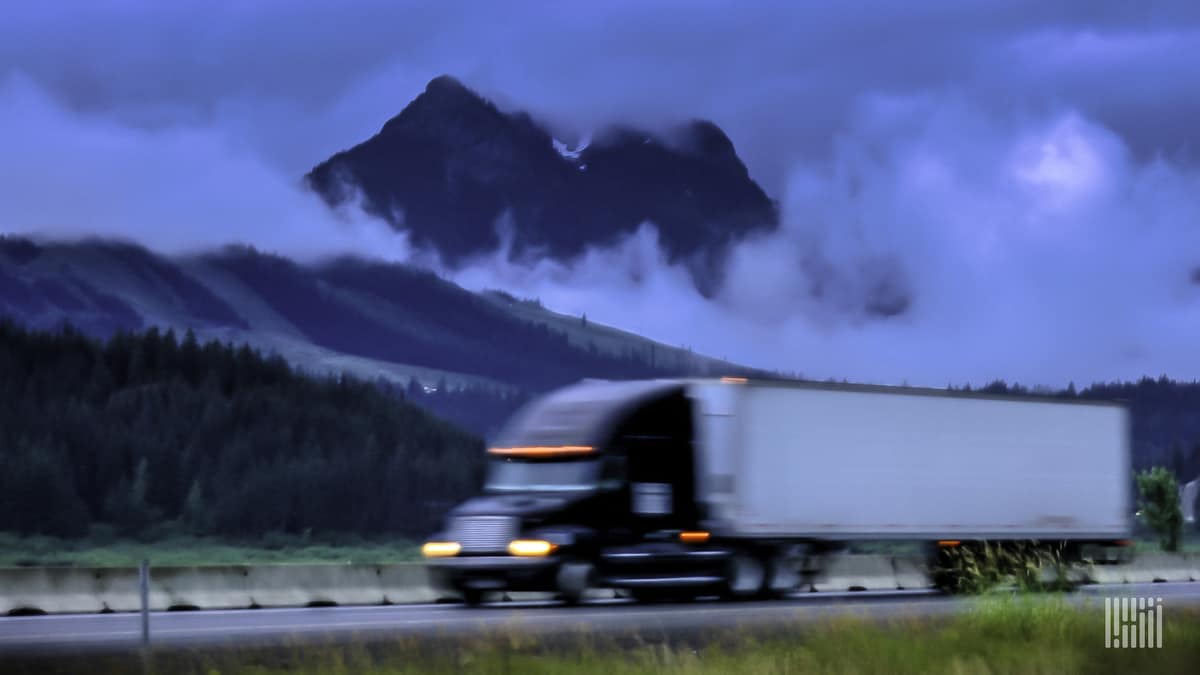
[2,554,1198,615]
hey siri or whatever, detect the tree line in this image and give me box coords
[3,319,1199,543]
[0,320,484,540]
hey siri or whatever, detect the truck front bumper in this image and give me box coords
[426,556,561,593]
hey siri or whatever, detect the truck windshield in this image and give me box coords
[485,458,601,493]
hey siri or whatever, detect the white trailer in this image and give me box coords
[690,379,1132,541]
[427,377,1133,604]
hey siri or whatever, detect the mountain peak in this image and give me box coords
[380,75,501,138]
[424,74,473,97]
[679,119,738,163]
[306,76,778,294]
[413,74,492,115]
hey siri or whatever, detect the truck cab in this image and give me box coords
[423,379,730,605]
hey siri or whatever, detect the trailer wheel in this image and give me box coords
[721,551,768,600]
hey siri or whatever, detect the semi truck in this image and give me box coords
[423,377,1132,604]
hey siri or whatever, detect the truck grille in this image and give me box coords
[449,516,518,553]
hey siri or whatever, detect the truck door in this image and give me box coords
[617,391,697,533]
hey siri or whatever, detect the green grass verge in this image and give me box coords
[0,532,422,567]
[13,597,1200,674]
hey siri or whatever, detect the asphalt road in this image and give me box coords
[1,583,1197,655]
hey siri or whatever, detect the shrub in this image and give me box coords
[932,541,1072,594]
[1136,466,1183,552]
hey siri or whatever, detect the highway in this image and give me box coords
[1,582,1198,654]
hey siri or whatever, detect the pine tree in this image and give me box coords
[180,328,201,385]
[183,479,210,533]
[105,457,163,536]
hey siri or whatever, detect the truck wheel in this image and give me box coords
[721,551,767,600]
[460,588,486,607]
[764,553,802,596]
[556,562,595,606]
[631,588,682,604]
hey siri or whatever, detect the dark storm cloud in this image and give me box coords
[4,1,1200,189]
[3,1,1200,386]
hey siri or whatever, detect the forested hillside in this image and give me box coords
[0,321,484,540]
[3,320,1199,542]
[0,237,756,440]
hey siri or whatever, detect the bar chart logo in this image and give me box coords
[1105,597,1163,648]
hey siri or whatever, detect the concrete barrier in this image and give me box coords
[0,563,446,615]
[379,565,444,604]
[2,553,1197,614]
[890,555,934,589]
[0,566,143,614]
[151,565,252,610]
[1086,553,1200,585]
[809,554,899,592]
[246,565,387,607]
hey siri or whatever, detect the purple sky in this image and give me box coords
[2,1,1200,386]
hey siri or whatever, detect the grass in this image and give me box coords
[11,597,1200,674]
[0,531,422,567]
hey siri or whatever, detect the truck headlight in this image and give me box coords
[508,539,557,557]
[422,541,462,557]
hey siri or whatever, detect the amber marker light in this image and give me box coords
[937,540,961,548]
[488,445,594,457]
[508,539,557,557]
[422,541,461,558]
[679,531,711,544]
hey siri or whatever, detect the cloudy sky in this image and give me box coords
[3,0,1200,387]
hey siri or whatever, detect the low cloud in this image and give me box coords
[0,75,408,262]
[451,95,1200,387]
[2,4,1199,387]
[5,3,1200,193]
